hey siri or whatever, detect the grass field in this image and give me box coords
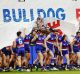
[0,70,80,74]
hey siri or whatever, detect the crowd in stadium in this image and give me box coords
[0,17,80,72]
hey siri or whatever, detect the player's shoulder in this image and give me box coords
[73,36,78,41]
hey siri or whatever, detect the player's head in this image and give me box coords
[76,31,80,37]
[32,29,37,35]
[37,17,42,22]
[39,30,45,35]
[17,31,22,37]
[37,17,41,21]
[62,34,67,41]
[46,27,50,35]
[40,25,45,30]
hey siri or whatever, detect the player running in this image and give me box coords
[32,30,46,71]
[24,33,31,71]
[59,35,71,70]
[44,28,59,70]
[13,31,25,71]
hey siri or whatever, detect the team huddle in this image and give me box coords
[0,26,80,72]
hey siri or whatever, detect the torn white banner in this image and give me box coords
[44,17,79,41]
[0,22,34,49]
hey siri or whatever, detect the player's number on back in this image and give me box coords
[19,38,23,44]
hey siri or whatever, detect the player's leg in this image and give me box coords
[38,51,44,70]
[43,52,47,66]
[9,53,15,70]
[46,43,56,70]
[33,57,39,64]
[47,43,54,65]
[25,44,30,71]
[77,52,80,69]
[73,46,80,69]
[42,47,47,70]
[9,47,17,69]
[64,50,72,70]
[65,54,71,69]
[45,52,51,70]
[56,55,63,70]
[5,55,10,71]
[17,48,22,71]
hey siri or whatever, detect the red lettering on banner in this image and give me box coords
[47,20,60,28]
[76,9,80,21]
[47,20,63,35]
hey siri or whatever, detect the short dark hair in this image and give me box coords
[17,31,22,37]
[62,34,67,41]
[76,31,80,35]
[49,28,56,32]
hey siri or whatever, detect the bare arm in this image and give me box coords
[44,34,50,49]
[59,42,62,52]
[70,38,76,53]
[23,28,27,38]
[12,41,16,48]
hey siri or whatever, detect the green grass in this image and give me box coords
[0,71,80,74]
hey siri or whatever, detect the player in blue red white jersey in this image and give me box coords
[38,30,47,70]
[44,28,56,56]
[53,31,62,57]
[71,31,80,69]
[44,28,59,69]
[24,33,31,71]
[13,31,25,71]
[59,35,71,70]
[32,30,46,71]
[53,32,63,70]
